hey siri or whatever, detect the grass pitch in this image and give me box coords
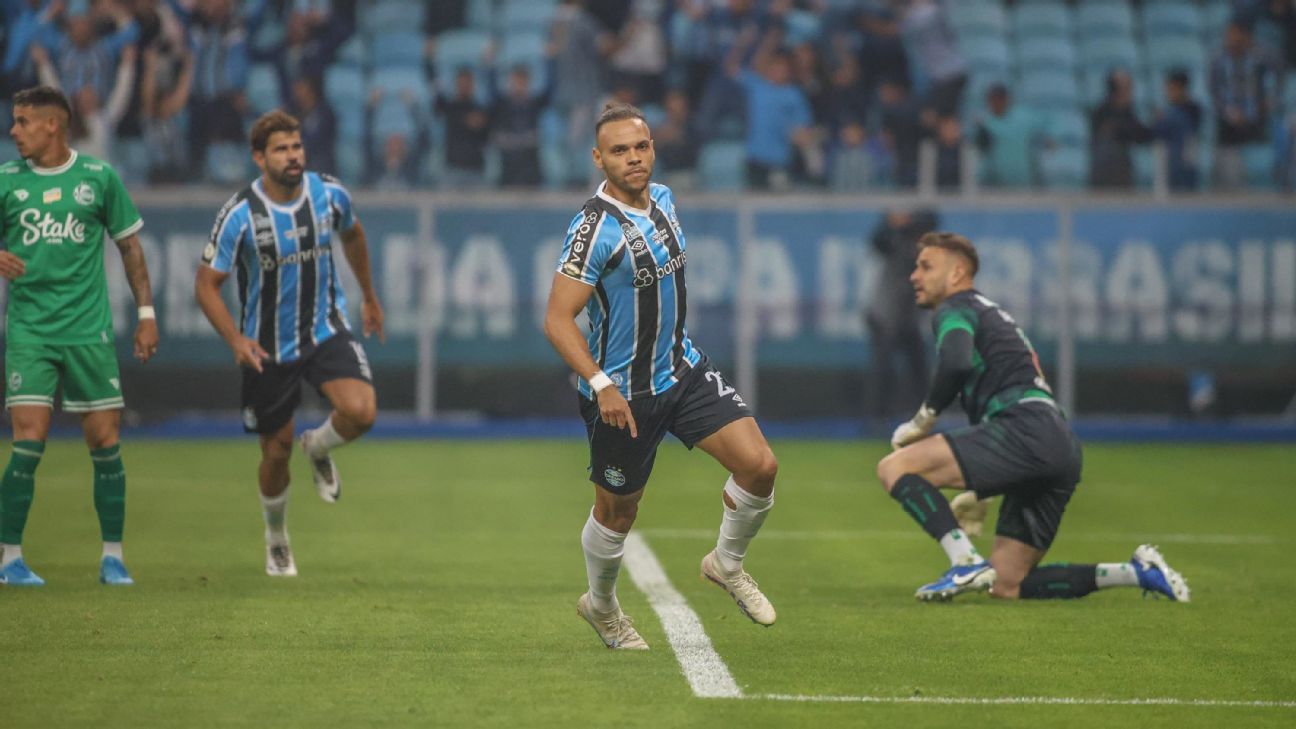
[5,439,1294,728]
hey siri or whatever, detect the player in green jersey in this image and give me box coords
[0,86,159,586]
[875,232,1190,603]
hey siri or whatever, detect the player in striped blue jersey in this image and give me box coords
[195,111,384,577]
[545,103,780,650]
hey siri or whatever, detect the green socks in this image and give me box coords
[91,444,126,543]
[0,440,45,545]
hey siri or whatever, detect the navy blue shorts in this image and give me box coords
[579,357,751,494]
[240,331,373,434]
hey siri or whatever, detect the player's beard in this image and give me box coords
[612,165,651,197]
[271,165,305,189]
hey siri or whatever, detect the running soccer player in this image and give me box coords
[877,232,1190,602]
[0,86,159,586]
[544,103,780,650]
[195,111,383,577]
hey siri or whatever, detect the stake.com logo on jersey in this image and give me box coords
[17,208,86,245]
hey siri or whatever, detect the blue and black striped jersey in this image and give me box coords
[557,182,701,400]
[203,172,355,363]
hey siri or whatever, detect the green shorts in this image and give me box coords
[5,342,124,412]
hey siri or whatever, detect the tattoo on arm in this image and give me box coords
[115,234,155,307]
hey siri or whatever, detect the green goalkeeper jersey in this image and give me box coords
[0,151,142,345]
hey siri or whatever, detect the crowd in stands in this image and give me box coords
[2,0,1293,193]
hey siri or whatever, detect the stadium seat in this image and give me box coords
[1242,143,1276,189]
[1019,69,1080,108]
[433,29,492,91]
[324,65,366,110]
[946,1,1008,38]
[371,30,426,70]
[336,143,364,183]
[1132,145,1154,189]
[495,31,548,94]
[1145,36,1206,74]
[371,66,430,107]
[334,36,366,67]
[1142,2,1203,38]
[361,0,426,36]
[1200,1,1233,40]
[499,0,559,32]
[205,142,252,185]
[1038,146,1088,189]
[1080,36,1140,73]
[465,0,494,29]
[698,141,747,192]
[1076,2,1135,38]
[1016,37,1077,72]
[371,98,418,148]
[246,63,282,114]
[958,35,1012,78]
[1048,109,1089,147]
[1011,1,1071,39]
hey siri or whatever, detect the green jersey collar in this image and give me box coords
[26,149,78,176]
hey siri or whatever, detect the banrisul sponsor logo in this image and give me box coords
[18,209,87,245]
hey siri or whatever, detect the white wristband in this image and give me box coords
[588,371,614,393]
[138,305,156,321]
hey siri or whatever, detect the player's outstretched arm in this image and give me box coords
[115,234,159,362]
[194,265,269,372]
[339,219,384,343]
[543,273,637,438]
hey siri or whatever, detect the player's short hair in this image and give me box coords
[12,86,71,123]
[595,102,647,138]
[249,110,301,152]
[917,232,980,277]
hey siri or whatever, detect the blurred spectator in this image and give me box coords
[113,0,190,178]
[182,0,251,176]
[934,115,962,190]
[288,77,337,176]
[876,77,921,188]
[253,6,353,99]
[138,33,193,182]
[549,0,615,185]
[489,64,551,187]
[823,58,869,138]
[33,1,140,101]
[854,3,909,103]
[32,41,136,163]
[1150,69,1203,192]
[866,209,938,421]
[653,89,699,185]
[609,0,667,105]
[726,25,813,190]
[1090,70,1154,189]
[423,0,466,37]
[1250,0,1296,66]
[435,66,490,189]
[685,0,775,140]
[901,0,967,128]
[364,88,427,191]
[976,84,1047,189]
[1210,20,1278,187]
[3,0,61,97]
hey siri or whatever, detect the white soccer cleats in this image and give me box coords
[300,431,341,503]
[265,542,298,577]
[701,550,777,626]
[577,592,649,650]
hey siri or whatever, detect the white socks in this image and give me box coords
[305,417,347,457]
[939,528,982,566]
[1096,562,1140,588]
[581,509,627,613]
[714,476,774,575]
[1,543,21,567]
[261,488,290,545]
[102,542,123,560]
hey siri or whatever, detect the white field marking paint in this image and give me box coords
[621,532,743,699]
[639,528,1277,546]
[757,694,1296,708]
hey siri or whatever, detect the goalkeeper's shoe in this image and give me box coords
[1132,544,1190,602]
[0,558,45,586]
[99,556,134,585]
[701,550,777,626]
[265,542,298,577]
[300,431,341,503]
[577,592,649,650]
[950,491,990,538]
[915,560,996,602]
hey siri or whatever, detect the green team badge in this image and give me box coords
[9,372,21,391]
[14,189,28,202]
[74,182,95,206]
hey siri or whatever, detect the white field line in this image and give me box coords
[621,533,743,699]
[758,694,1296,708]
[639,528,1277,546]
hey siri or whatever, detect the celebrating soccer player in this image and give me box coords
[544,103,780,650]
[0,86,159,586]
[195,111,384,577]
[877,232,1190,602]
